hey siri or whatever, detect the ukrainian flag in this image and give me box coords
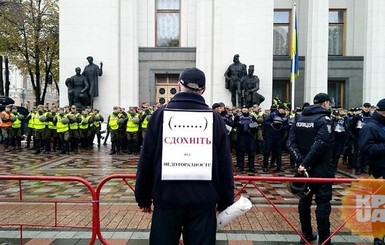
[290,16,299,81]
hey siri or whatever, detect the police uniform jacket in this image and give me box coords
[135,92,234,211]
[263,111,289,139]
[287,105,334,177]
[358,111,385,178]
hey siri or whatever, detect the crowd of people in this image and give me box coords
[211,99,379,176]
[0,97,380,173]
[1,66,384,244]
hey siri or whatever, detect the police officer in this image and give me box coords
[32,105,46,154]
[287,93,334,245]
[92,108,104,147]
[126,107,140,154]
[359,98,385,245]
[262,104,289,172]
[25,107,36,149]
[107,106,124,155]
[68,105,81,153]
[348,102,373,174]
[54,108,70,154]
[0,105,13,152]
[234,106,258,173]
[10,106,22,151]
[331,109,347,172]
[135,67,234,245]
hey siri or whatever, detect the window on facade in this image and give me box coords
[156,0,180,47]
[329,10,345,56]
[328,80,345,108]
[273,80,290,104]
[273,10,290,56]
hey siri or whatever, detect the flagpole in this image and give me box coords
[290,3,296,111]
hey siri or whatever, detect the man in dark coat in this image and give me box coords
[135,68,234,245]
[359,98,385,245]
[287,93,334,245]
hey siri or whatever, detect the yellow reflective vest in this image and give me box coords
[33,113,46,130]
[108,113,120,130]
[126,114,139,133]
[56,115,69,133]
[11,112,21,129]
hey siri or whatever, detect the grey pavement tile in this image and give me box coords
[246,233,268,241]
[226,233,248,240]
[35,231,59,238]
[54,231,76,239]
[21,231,40,238]
[282,234,299,242]
[341,234,367,242]
[0,231,20,239]
[216,233,227,240]
[111,231,133,239]
[72,232,92,239]
[332,235,349,243]
[130,232,149,239]
[265,234,286,242]
[99,231,115,239]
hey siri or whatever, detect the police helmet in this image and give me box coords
[118,118,125,125]
[81,118,89,125]
[256,117,264,124]
[287,171,311,199]
[88,117,94,124]
[17,114,25,120]
[10,116,17,122]
[61,117,70,124]
[94,115,101,121]
[132,118,140,124]
[249,122,258,129]
[39,115,47,122]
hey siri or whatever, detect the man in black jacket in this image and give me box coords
[359,98,385,245]
[135,68,234,245]
[287,93,334,245]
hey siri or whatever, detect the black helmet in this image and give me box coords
[287,171,311,199]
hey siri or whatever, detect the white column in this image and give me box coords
[196,0,214,104]
[363,0,385,104]
[119,0,139,107]
[304,0,329,103]
[196,0,274,109]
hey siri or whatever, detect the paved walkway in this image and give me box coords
[0,144,374,244]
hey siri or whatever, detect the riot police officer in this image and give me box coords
[234,106,258,172]
[262,105,289,172]
[287,93,334,245]
[348,102,373,174]
[331,109,347,172]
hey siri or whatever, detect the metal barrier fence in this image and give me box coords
[0,175,98,245]
[1,174,383,245]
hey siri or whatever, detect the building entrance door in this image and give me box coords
[155,74,179,104]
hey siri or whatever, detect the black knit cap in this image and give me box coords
[376,98,385,111]
[363,102,371,107]
[313,93,330,104]
[180,68,206,90]
[212,103,221,110]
